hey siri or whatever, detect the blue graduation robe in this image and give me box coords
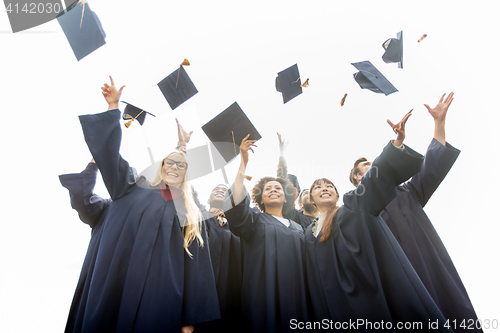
[380,139,481,332]
[59,162,111,332]
[305,142,453,332]
[224,195,309,333]
[67,109,220,333]
[197,209,244,333]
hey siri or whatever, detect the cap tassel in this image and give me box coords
[300,78,309,88]
[79,0,88,29]
[123,109,144,128]
[418,34,427,43]
[340,93,347,106]
[176,59,190,89]
[292,77,300,84]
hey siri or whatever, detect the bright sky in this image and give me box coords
[1,1,499,332]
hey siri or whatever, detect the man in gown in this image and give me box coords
[350,92,481,332]
[305,111,453,331]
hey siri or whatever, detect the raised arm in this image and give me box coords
[224,135,257,241]
[80,76,136,200]
[407,92,460,206]
[424,92,454,146]
[59,160,111,228]
[276,132,288,178]
[346,110,423,214]
[232,135,257,205]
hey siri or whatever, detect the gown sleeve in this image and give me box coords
[405,138,460,207]
[224,186,257,242]
[59,162,111,228]
[344,141,424,215]
[79,109,136,200]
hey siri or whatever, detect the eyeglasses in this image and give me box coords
[163,158,188,170]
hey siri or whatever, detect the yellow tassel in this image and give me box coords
[124,119,133,128]
[340,93,347,106]
[418,34,427,43]
[300,78,309,88]
[180,58,190,66]
[245,175,252,181]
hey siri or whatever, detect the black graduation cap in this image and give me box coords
[276,64,303,104]
[202,102,262,163]
[121,101,156,127]
[158,61,198,110]
[351,61,398,96]
[382,31,403,68]
[56,0,106,61]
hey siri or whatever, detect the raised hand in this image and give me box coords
[277,132,288,156]
[387,109,413,147]
[240,134,257,166]
[101,76,125,110]
[424,92,454,123]
[175,118,193,144]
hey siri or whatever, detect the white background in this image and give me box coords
[1,1,498,331]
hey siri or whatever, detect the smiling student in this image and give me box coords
[304,111,453,331]
[67,76,220,333]
[223,135,308,333]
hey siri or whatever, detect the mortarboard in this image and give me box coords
[276,64,304,104]
[121,101,156,127]
[56,0,106,61]
[202,102,261,163]
[351,61,398,96]
[158,60,198,110]
[382,30,403,68]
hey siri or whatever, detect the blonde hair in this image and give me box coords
[151,150,204,256]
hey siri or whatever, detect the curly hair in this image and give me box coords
[251,176,297,215]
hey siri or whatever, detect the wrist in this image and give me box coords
[108,102,119,110]
[176,141,187,152]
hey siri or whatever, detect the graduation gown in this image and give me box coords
[60,162,111,332]
[285,208,314,230]
[197,210,244,333]
[67,109,220,333]
[224,195,309,333]
[305,142,453,332]
[380,139,481,332]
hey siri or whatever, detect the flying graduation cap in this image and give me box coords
[276,64,308,104]
[56,0,106,61]
[158,59,198,110]
[382,30,403,68]
[202,102,261,163]
[121,101,156,128]
[351,61,398,96]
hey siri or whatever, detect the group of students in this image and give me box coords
[60,77,480,332]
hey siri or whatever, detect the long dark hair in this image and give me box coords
[252,176,297,214]
[309,178,339,243]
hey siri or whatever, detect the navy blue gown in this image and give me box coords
[60,162,111,332]
[305,142,453,332]
[224,193,309,333]
[66,109,220,333]
[380,139,481,332]
[197,210,244,333]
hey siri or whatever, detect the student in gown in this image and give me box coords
[67,76,219,333]
[304,111,454,332]
[59,159,111,330]
[223,135,308,333]
[349,93,482,332]
[198,184,244,333]
[276,133,318,230]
